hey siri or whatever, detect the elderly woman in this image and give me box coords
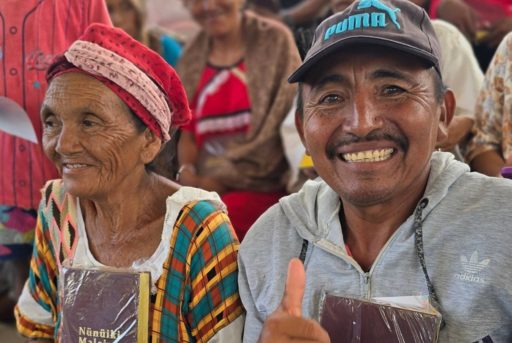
[14,24,243,342]
[177,0,301,240]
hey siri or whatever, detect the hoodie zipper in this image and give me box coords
[318,213,415,300]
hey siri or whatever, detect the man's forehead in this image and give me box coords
[304,45,430,85]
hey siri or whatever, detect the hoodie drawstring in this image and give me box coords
[414,198,446,329]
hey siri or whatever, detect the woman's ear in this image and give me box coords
[141,128,162,164]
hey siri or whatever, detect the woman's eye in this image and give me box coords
[82,119,95,127]
[43,115,57,129]
[320,94,342,104]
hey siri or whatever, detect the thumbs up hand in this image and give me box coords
[257,259,330,343]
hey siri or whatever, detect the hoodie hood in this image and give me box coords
[279,152,469,242]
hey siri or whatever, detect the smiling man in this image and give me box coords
[238,0,512,342]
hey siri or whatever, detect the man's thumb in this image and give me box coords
[281,258,306,317]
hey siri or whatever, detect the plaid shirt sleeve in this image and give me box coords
[152,199,244,342]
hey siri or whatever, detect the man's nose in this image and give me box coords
[343,94,383,137]
[198,0,215,10]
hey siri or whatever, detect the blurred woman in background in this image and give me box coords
[176,0,301,241]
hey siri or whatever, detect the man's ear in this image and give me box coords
[436,89,455,145]
[141,128,163,164]
[295,110,310,155]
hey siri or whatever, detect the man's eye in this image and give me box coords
[382,85,405,95]
[320,94,342,104]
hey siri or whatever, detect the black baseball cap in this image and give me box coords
[288,0,442,83]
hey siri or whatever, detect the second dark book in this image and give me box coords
[319,294,441,343]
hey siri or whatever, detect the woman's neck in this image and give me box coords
[81,173,169,239]
[208,14,245,66]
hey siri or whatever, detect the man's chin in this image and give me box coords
[339,187,396,208]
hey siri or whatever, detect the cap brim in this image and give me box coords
[288,36,439,83]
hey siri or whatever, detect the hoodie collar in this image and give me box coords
[281,152,469,244]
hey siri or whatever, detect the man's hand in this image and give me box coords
[258,259,330,343]
[437,0,477,41]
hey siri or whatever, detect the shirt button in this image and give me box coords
[19,180,26,187]
[9,68,17,76]
[19,144,26,152]
[9,26,17,35]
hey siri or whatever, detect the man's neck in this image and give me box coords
[341,190,424,272]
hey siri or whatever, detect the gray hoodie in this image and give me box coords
[239,152,512,342]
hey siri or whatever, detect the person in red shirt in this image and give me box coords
[0,0,111,321]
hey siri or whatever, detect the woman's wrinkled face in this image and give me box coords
[106,0,141,40]
[185,0,243,38]
[41,73,148,200]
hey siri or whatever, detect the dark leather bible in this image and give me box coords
[60,266,150,343]
[319,294,441,342]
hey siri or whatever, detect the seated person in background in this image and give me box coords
[176,0,301,241]
[106,0,183,66]
[466,32,512,177]
[15,24,243,342]
[430,19,483,157]
[239,1,512,342]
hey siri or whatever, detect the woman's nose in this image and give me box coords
[55,125,80,155]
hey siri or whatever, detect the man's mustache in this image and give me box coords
[326,130,408,160]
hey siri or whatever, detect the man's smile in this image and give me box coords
[341,148,395,163]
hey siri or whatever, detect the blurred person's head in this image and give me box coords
[183,0,244,38]
[106,0,147,42]
[330,0,354,13]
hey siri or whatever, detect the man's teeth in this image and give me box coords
[65,163,87,169]
[342,149,394,162]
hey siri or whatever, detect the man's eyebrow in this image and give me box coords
[370,69,416,83]
[310,74,349,89]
